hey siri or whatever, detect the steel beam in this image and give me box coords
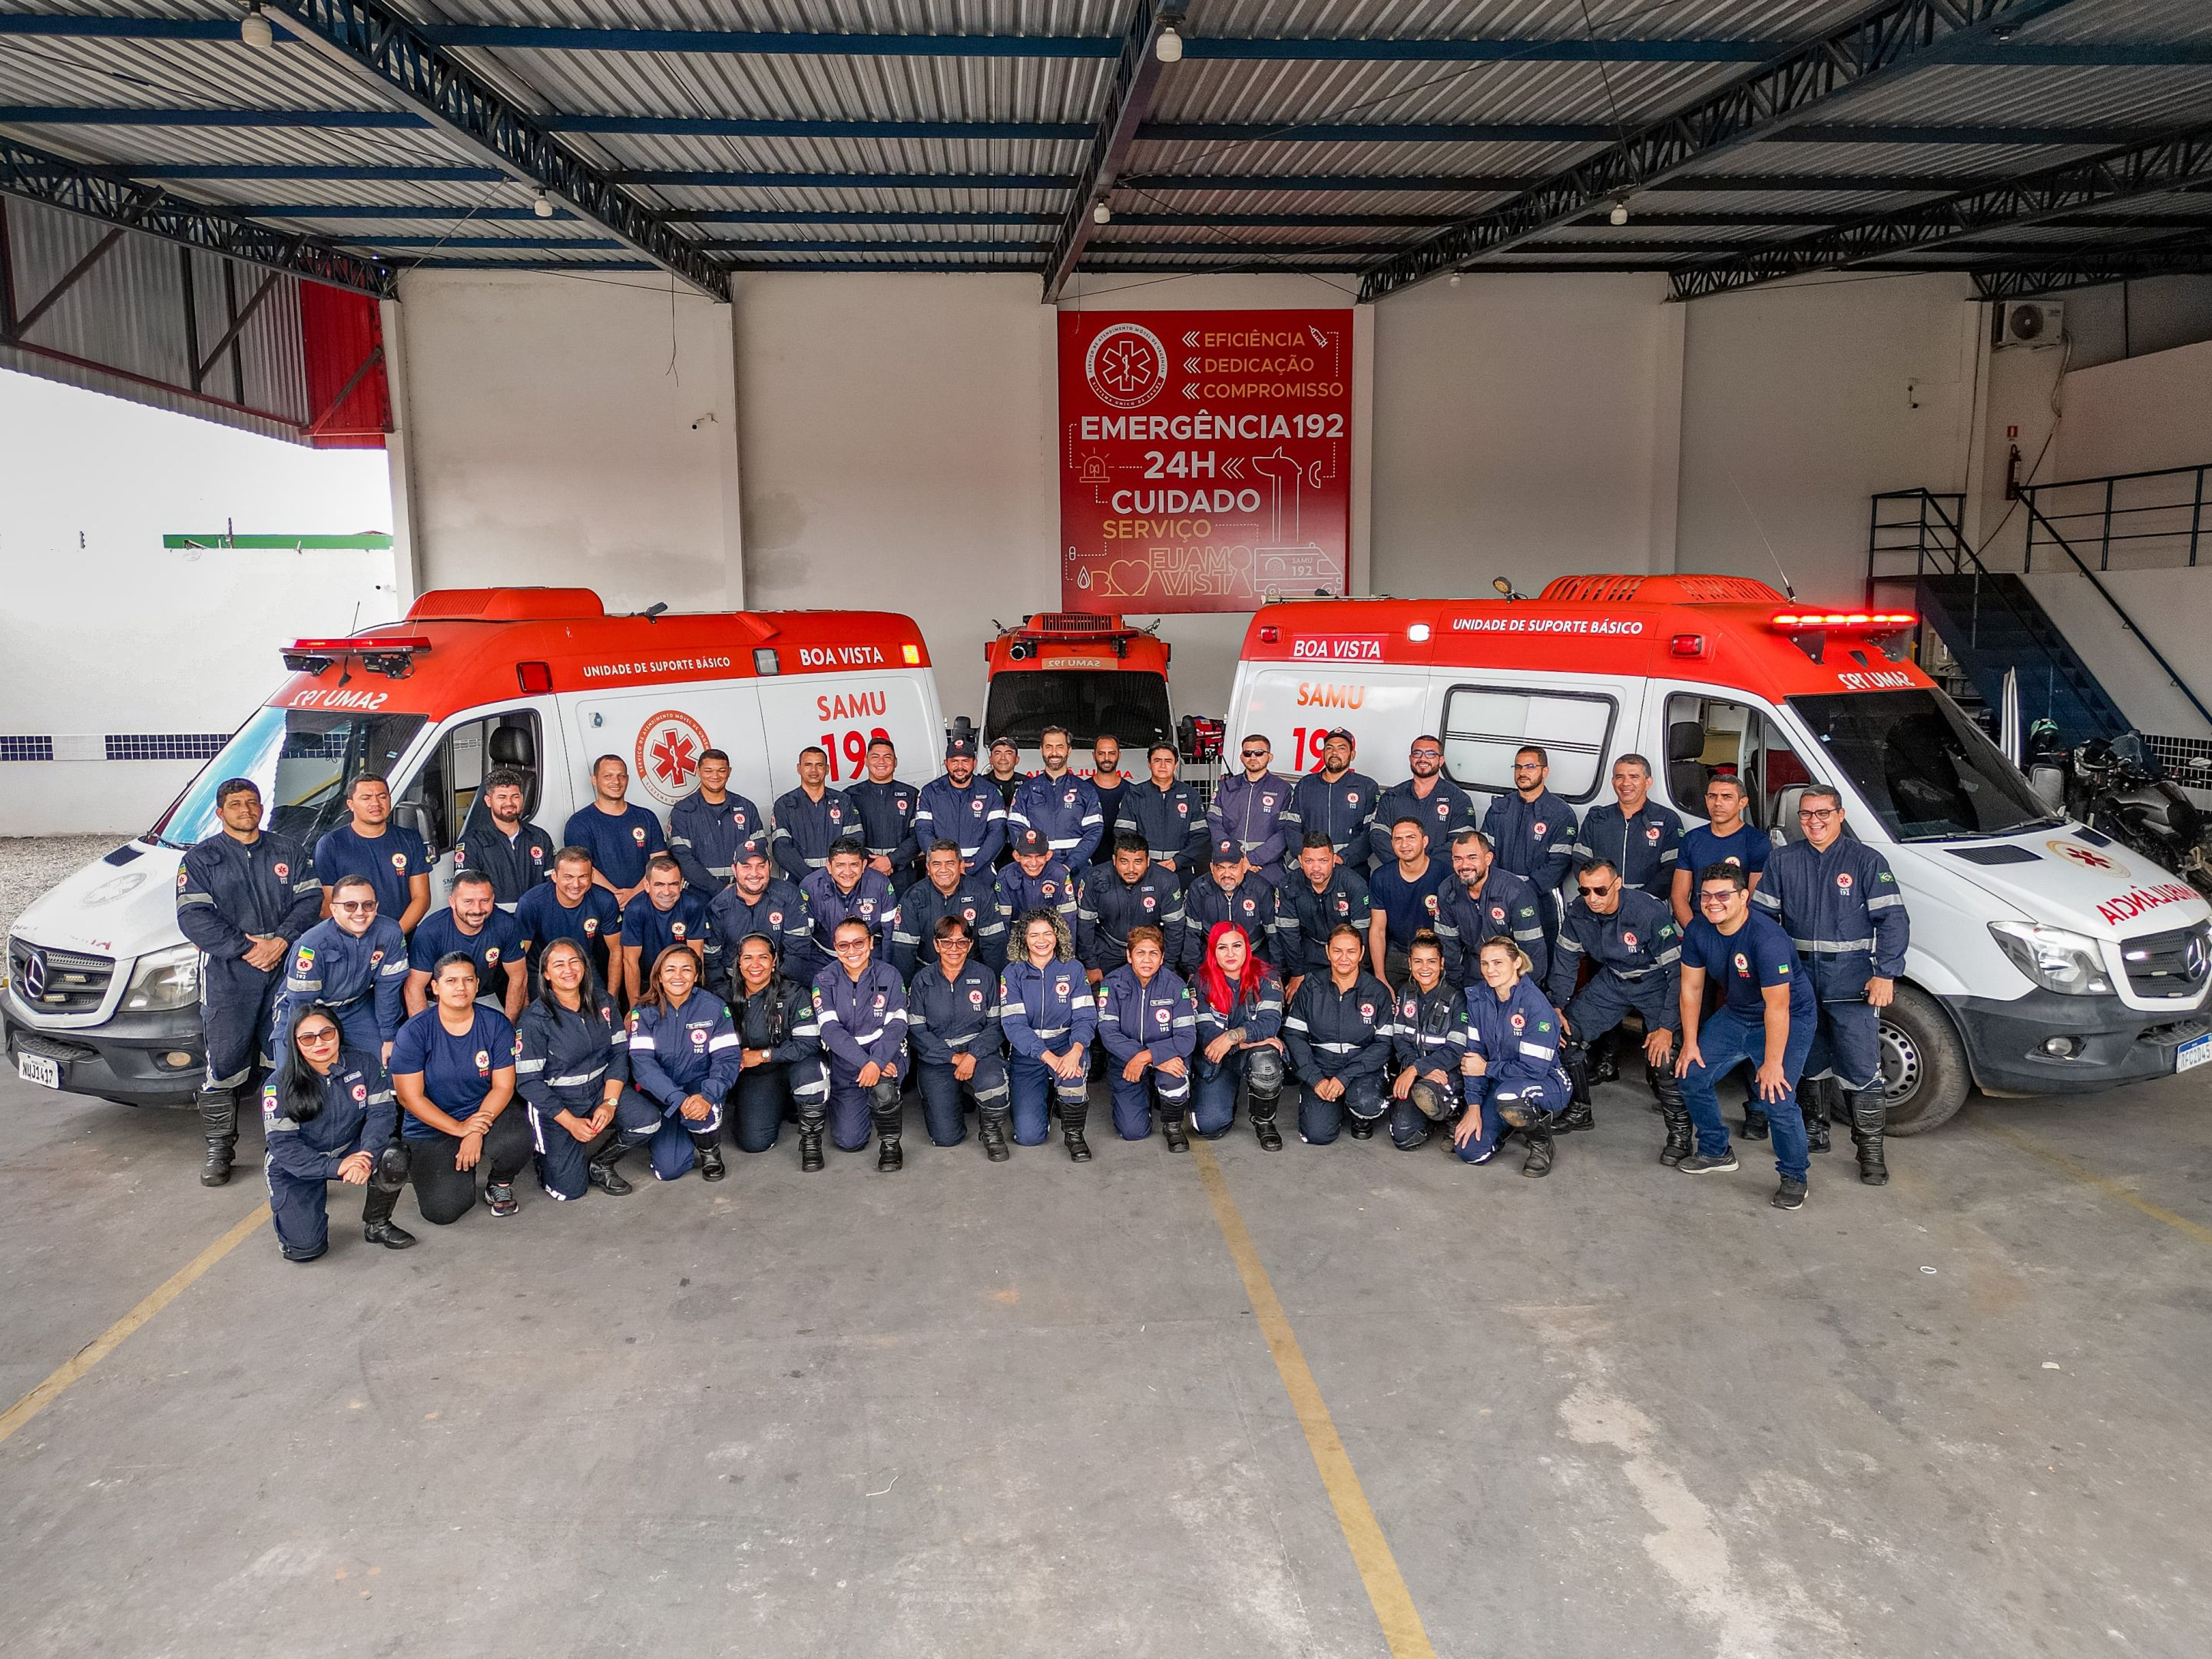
[1041,0,1184,303]
[1359,0,2087,303]
[263,0,726,297]
[1668,121,2212,300]
[0,136,394,296]
[1972,247,2212,298]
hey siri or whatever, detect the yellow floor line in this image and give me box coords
[1977,1119,2212,1249]
[0,1200,269,1449]
[1190,1142,1437,1659]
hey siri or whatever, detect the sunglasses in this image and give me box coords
[1240,750,1269,760]
[1698,890,1739,906]
[331,900,376,913]
[1409,749,1442,760]
[1577,883,1616,897]
[296,1027,340,1045]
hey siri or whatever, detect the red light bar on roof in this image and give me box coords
[1770,612,1916,631]
[283,635,432,677]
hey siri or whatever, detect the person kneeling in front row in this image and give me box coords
[1190,921,1286,1150]
[906,916,1013,1159]
[1283,924,1394,1144]
[999,909,1098,1161]
[627,944,741,1182]
[813,916,912,1171]
[1098,924,1197,1150]
[261,1002,413,1261]
[389,954,528,1222]
[1454,936,1572,1177]
[1386,932,1469,1151]
[515,938,660,1200]
[727,932,832,1168]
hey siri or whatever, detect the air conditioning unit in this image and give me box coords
[1993,300,2065,349]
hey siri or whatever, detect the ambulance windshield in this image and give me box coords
[152,706,428,849]
[1789,689,2057,842]
[986,670,1172,750]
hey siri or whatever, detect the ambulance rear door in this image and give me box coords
[571,684,776,832]
[1230,660,1435,781]
[750,667,945,793]
[1432,668,1648,823]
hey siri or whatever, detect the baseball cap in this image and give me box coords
[988,735,1019,755]
[945,731,977,759]
[733,836,770,864]
[1322,727,1355,750]
[1011,826,1050,856]
[1210,836,1243,865]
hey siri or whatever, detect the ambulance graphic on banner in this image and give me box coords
[1058,310,1353,614]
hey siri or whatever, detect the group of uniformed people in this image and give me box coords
[178,718,1909,1263]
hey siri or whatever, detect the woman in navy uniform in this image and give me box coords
[727,932,830,1164]
[906,916,1012,1158]
[389,955,526,1224]
[259,1003,412,1261]
[1282,925,1394,1145]
[1189,921,1286,1149]
[626,945,742,1183]
[1386,932,1469,1151]
[998,909,1097,1160]
[514,938,661,1200]
[1455,937,1572,1177]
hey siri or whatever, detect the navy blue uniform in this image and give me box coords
[1209,773,1296,885]
[913,774,1006,871]
[514,995,658,1198]
[1182,872,1280,975]
[999,957,1096,1146]
[705,879,815,988]
[800,867,898,959]
[1282,971,1393,1144]
[1385,980,1470,1150]
[891,873,1005,977]
[1678,822,1770,889]
[728,977,829,1153]
[848,777,922,889]
[771,785,862,882]
[620,888,714,982]
[906,958,1009,1147]
[260,1048,400,1261]
[273,917,409,1058]
[1010,770,1105,867]
[1286,769,1381,873]
[1080,864,1187,975]
[563,802,666,892]
[408,906,525,1006]
[1754,836,1909,1093]
[811,962,909,1151]
[626,989,740,1180]
[995,859,1085,955]
[1545,889,1682,1051]
[1191,963,1286,1137]
[1681,911,1816,1181]
[1482,790,1578,932]
[1369,856,1454,962]
[1457,976,1571,1164]
[1097,965,1197,1140]
[514,883,622,986]
[1435,867,1545,991]
[455,813,555,907]
[1574,800,1684,902]
[388,1003,527,1224]
[1277,866,1372,982]
[313,822,432,923]
[1368,777,1479,866]
[176,828,320,1102]
[667,789,766,894]
[1116,779,1208,877]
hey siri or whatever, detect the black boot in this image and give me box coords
[798,1116,825,1172]
[195,1088,237,1186]
[979,1109,1012,1163]
[1850,1083,1889,1186]
[1249,1090,1283,1152]
[873,1083,903,1172]
[1803,1078,1833,1154]
[587,1142,634,1196]
[1520,1115,1556,1178]
[1159,1101,1189,1154]
[360,1179,417,1250]
[1061,1098,1092,1162]
[1347,1114,1376,1140]
[1741,1105,1770,1141]
[692,1134,726,1182]
[1590,1030,1621,1085]
[1555,1042,1594,1133]
[1647,1064,1693,1167]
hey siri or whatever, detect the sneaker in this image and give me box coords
[1771,1178,1808,1210]
[1677,1150,1738,1174]
[483,1181,519,1218]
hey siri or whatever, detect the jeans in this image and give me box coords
[1680,1005,1816,1181]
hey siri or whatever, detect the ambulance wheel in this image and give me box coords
[1876,985,1967,1136]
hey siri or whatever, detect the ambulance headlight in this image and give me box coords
[1988,922,2111,997]
[122,943,202,1011]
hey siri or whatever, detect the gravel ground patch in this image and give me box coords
[0,835,134,945]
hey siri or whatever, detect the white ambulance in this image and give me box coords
[1227,575,2211,1131]
[2,588,942,1109]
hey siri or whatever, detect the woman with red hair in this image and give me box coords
[1189,921,1286,1149]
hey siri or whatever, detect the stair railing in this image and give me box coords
[2022,460,2210,575]
[2015,493,2212,732]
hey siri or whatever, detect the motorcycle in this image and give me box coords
[2038,730,2212,899]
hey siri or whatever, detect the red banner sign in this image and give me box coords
[1058,309,1352,614]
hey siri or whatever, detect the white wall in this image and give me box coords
[2054,336,2212,482]
[0,369,392,836]
[388,270,743,611]
[2023,568,2212,738]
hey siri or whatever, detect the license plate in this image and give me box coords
[2179,1035,2212,1075]
[16,1051,61,1089]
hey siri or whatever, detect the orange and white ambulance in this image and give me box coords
[1227,574,2210,1131]
[3,588,942,1108]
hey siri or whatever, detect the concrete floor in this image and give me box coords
[2,1064,2210,1659]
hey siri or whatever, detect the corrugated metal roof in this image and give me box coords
[0,0,2207,287]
